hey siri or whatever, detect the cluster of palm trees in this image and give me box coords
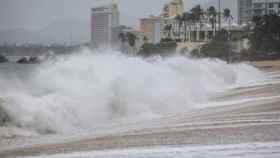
[250,13,280,55]
[118,31,140,54]
[164,5,233,42]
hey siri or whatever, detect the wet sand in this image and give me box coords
[1,60,280,157]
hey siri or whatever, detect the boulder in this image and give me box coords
[16,56,40,64]
[16,57,29,64]
[29,56,40,63]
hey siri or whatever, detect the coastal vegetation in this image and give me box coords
[249,14,280,60]
[161,5,280,61]
[0,12,279,62]
[138,39,177,57]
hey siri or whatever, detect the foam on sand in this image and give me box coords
[19,142,280,158]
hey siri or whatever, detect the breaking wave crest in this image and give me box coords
[0,49,265,133]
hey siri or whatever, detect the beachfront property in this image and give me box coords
[238,0,252,24]
[91,3,120,47]
[252,0,280,16]
[238,0,280,24]
[139,0,246,44]
[140,16,165,44]
[140,0,185,44]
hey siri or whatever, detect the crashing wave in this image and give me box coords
[0,48,265,134]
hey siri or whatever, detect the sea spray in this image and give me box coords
[0,49,265,133]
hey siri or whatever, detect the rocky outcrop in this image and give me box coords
[16,57,29,64]
[16,56,40,64]
[0,54,8,63]
[29,56,40,63]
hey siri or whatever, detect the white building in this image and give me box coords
[238,0,252,24]
[252,0,280,16]
[238,0,280,24]
[91,3,119,47]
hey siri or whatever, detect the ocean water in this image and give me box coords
[20,142,280,158]
[0,48,265,134]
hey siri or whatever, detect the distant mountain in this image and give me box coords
[0,18,90,45]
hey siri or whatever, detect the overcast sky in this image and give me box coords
[0,0,237,31]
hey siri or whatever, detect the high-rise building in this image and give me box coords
[252,0,280,16]
[238,0,280,24]
[91,3,119,47]
[140,16,164,44]
[237,0,252,24]
[161,0,184,18]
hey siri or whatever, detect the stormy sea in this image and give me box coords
[2,48,280,158]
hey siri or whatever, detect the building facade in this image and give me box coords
[238,0,252,24]
[140,16,165,44]
[91,3,119,47]
[252,0,280,16]
[238,0,280,24]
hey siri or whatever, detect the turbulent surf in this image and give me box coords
[0,48,265,134]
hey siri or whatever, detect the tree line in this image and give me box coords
[249,13,280,60]
[164,5,233,42]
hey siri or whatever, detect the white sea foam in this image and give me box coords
[0,48,265,133]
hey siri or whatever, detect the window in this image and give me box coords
[269,3,274,8]
[278,3,280,8]
[254,3,262,8]
[269,10,275,14]
[254,10,262,16]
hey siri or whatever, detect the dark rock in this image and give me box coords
[29,56,40,63]
[0,54,8,63]
[17,56,40,64]
[16,57,29,64]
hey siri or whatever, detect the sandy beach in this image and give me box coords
[1,60,280,157]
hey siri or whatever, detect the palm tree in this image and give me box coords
[143,36,149,43]
[223,8,233,29]
[223,8,233,63]
[119,32,127,43]
[164,24,173,39]
[191,5,204,41]
[182,12,192,42]
[175,15,184,41]
[207,6,217,38]
[126,32,138,54]
[118,32,127,52]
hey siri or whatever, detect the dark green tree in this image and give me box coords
[207,6,217,38]
[250,14,280,59]
[175,14,184,41]
[190,5,204,41]
[164,24,173,39]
